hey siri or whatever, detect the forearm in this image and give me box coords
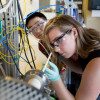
[52,78,75,100]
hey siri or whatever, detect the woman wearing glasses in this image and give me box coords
[26,12,67,70]
[43,15,100,100]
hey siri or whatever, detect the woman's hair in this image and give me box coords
[44,15,100,58]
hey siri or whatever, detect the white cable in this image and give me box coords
[30,34,49,56]
[0,64,6,77]
[42,52,52,72]
[0,0,13,13]
[38,40,49,56]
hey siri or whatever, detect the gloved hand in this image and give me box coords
[42,61,60,81]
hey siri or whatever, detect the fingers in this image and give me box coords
[42,61,58,73]
[45,67,53,74]
[42,63,45,67]
[45,72,53,78]
[48,61,57,70]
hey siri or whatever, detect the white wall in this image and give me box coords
[19,0,34,18]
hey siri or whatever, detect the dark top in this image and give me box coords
[38,40,49,57]
[70,49,100,96]
[78,49,100,71]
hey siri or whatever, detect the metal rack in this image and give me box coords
[0,0,20,78]
[0,76,50,100]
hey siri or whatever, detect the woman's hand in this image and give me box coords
[42,61,60,81]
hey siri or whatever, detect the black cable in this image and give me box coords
[17,1,34,69]
[17,0,36,69]
[18,9,34,69]
[0,0,24,77]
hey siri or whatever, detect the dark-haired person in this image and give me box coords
[26,12,47,40]
[26,12,66,72]
[26,12,49,57]
[43,15,100,100]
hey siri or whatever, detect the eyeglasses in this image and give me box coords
[50,30,71,48]
[28,21,46,33]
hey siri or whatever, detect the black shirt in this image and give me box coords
[71,49,100,96]
[78,49,100,71]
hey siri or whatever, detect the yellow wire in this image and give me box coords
[9,28,24,49]
[0,24,36,65]
[23,0,26,16]
[24,34,36,60]
[0,25,25,57]
[0,25,19,57]
[19,41,36,62]
[0,25,17,36]
[8,27,25,52]
[17,32,36,61]
[0,54,18,65]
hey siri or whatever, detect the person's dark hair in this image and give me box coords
[26,12,47,27]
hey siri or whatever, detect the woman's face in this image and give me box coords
[27,17,46,39]
[48,27,77,58]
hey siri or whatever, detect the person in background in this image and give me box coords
[26,12,66,71]
[26,12,49,57]
[43,14,100,100]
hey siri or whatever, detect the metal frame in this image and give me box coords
[0,0,19,78]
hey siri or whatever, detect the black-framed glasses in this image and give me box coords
[50,30,72,48]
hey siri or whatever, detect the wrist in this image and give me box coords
[51,75,60,81]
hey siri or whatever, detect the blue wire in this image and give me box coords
[0,32,11,43]
[20,5,65,24]
[0,5,66,70]
[2,42,34,69]
[0,5,65,43]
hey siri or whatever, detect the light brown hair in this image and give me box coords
[44,15,100,58]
